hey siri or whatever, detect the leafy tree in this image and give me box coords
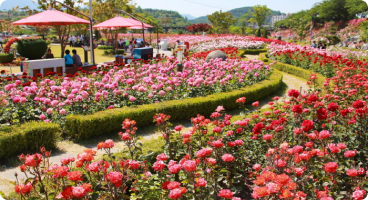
[359,20,368,41]
[316,0,352,21]
[185,23,211,33]
[345,0,368,18]
[207,10,236,34]
[92,0,133,50]
[249,5,271,28]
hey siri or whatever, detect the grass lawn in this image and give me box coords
[49,45,117,64]
[0,45,119,75]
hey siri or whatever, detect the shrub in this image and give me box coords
[65,70,283,141]
[16,39,48,60]
[103,49,125,55]
[324,35,341,45]
[238,49,267,56]
[0,53,14,63]
[97,45,113,49]
[0,121,60,159]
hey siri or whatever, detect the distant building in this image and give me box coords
[271,14,289,27]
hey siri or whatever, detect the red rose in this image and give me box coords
[317,108,328,120]
[324,162,338,173]
[291,104,303,113]
[301,120,314,132]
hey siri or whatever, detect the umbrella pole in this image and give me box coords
[89,0,94,64]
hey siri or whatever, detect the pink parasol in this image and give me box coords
[12,9,89,26]
[93,16,138,29]
[129,25,148,30]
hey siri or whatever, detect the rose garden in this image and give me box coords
[0,1,368,199]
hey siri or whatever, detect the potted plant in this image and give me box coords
[16,37,47,60]
[0,37,18,63]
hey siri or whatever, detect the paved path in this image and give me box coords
[0,54,309,197]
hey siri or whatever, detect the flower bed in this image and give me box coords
[0,56,271,126]
[6,39,368,199]
[267,43,368,78]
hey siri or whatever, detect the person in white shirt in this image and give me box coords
[69,36,73,47]
[73,36,78,47]
[0,37,3,47]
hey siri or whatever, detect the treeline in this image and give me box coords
[134,6,191,27]
[274,0,368,28]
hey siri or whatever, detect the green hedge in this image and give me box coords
[260,53,327,87]
[239,49,268,57]
[65,71,283,141]
[259,52,269,62]
[0,122,60,159]
[97,45,113,49]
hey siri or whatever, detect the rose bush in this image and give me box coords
[5,36,368,200]
[0,53,271,125]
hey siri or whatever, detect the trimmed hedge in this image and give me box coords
[0,122,60,159]
[259,52,269,62]
[65,71,283,141]
[97,45,113,49]
[260,53,327,87]
[239,49,268,57]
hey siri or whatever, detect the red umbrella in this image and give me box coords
[129,25,148,30]
[12,9,89,25]
[127,19,153,28]
[93,16,138,29]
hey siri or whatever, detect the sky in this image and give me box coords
[132,0,323,18]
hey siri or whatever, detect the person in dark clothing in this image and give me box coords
[43,49,54,59]
[321,41,327,49]
[72,49,82,66]
[317,42,323,49]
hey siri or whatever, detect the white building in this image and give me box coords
[271,14,289,27]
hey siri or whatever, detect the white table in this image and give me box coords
[22,58,65,77]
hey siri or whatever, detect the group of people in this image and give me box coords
[43,48,82,67]
[311,41,327,49]
[69,35,90,47]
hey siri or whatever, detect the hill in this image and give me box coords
[0,0,38,10]
[189,6,285,26]
[136,7,191,27]
[181,14,196,20]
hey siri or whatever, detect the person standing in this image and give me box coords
[128,42,134,56]
[64,50,74,67]
[72,49,82,66]
[73,36,78,47]
[125,39,129,51]
[0,37,3,48]
[69,36,73,47]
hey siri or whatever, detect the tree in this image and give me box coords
[249,5,271,29]
[317,0,352,21]
[185,23,211,33]
[33,0,88,57]
[160,17,172,27]
[92,0,133,50]
[345,0,368,18]
[207,10,236,34]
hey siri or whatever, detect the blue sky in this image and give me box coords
[0,0,322,17]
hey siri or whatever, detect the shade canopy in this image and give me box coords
[93,16,153,29]
[129,25,148,30]
[93,17,137,29]
[12,9,90,26]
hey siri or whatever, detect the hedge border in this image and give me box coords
[238,49,268,57]
[0,122,60,159]
[259,53,327,87]
[65,70,283,141]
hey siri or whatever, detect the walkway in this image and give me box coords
[0,55,309,197]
